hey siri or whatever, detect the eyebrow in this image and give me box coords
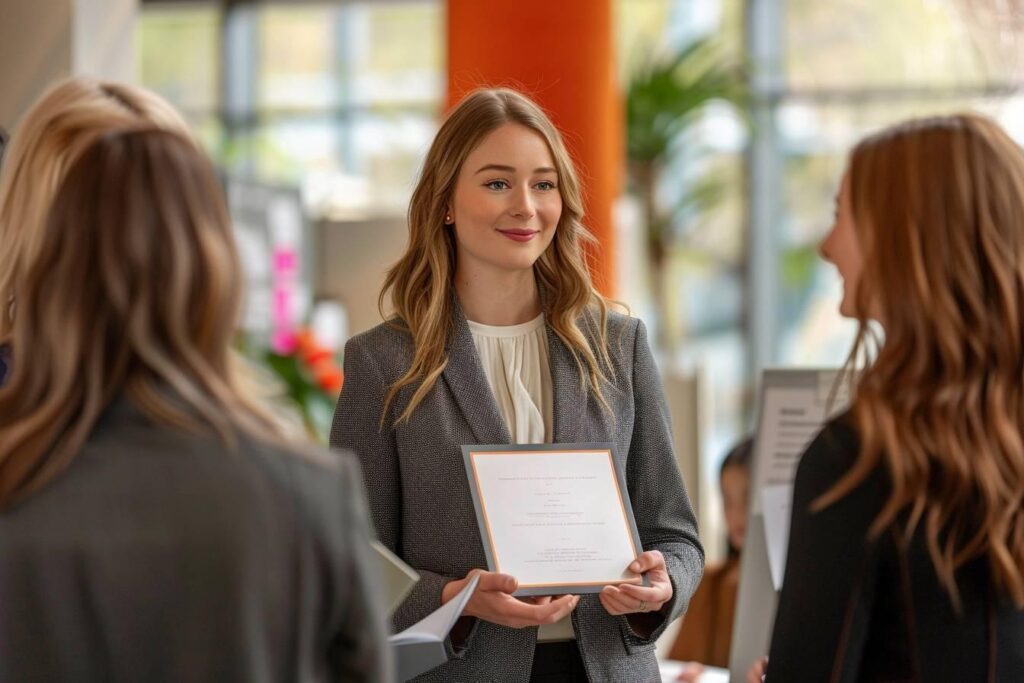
[474,164,557,175]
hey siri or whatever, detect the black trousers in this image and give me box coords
[529,641,590,682]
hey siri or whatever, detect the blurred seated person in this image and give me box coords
[0,78,191,388]
[0,121,391,681]
[669,439,752,681]
[751,114,1024,682]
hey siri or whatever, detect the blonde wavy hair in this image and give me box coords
[381,88,617,425]
[0,124,290,508]
[817,113,1024,608]
[0,77,190,342]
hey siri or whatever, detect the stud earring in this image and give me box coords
[444,214,452,224]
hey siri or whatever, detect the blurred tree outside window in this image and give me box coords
[617,0,751,493]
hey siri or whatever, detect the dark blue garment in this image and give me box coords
[0,344,8,386]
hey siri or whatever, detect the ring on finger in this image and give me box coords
[637,600,647,612]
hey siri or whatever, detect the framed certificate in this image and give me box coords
[462,443,648,596]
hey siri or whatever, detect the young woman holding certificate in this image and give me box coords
[331,88,704,682]
[752,115,1024,681]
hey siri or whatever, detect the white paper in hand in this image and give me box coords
[388,574,480,681]
[391,573,479,645]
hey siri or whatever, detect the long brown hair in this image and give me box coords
[0,128,288,508]
[817,114,1024,608]
[381,88,617,425]
[0,77,189,342]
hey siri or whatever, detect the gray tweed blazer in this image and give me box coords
[331,303,704,682]
[0,398,392,682]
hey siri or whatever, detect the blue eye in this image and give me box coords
[485,180,509,190]
[535,181,557,191]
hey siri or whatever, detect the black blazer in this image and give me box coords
[0,397,392,682]
[766,415,1024,682]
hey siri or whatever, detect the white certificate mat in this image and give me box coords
[462,443,646,596]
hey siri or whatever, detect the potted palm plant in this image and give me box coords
[626,37,747,352]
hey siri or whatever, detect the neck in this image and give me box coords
[455,265,542,326]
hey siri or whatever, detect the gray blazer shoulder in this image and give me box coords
[0,401,393,683]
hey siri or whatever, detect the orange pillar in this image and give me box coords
[446,0,621,295]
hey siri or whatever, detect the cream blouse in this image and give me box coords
[467,313,553,444]
[467,313,575,642]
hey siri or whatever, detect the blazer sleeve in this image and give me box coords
[330,454,395,682]
[330,335,462,639]
[765,419,880,682]
[623,319,705,642]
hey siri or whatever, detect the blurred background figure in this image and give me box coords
[669,439,751,681]
[0,103,391,681]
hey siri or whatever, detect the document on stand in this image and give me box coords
[753,369,850,588]
[462,443,646,597]
[760,484,794,590]
[389,574,479,682]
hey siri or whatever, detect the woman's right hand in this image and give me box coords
[442,569,579,628]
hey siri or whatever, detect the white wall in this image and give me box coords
[314,217,409,338]
[0,0,136,133]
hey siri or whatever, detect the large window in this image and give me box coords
[139,1,443,217]
[616,0,1024,554]
[138,4,221,150]
[774,0,1024,370]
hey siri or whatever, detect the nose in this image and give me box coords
[508,186,535,219]
[819,229,833,262]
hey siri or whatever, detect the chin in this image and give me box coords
[493,251,545,272]
[838,297,856,319]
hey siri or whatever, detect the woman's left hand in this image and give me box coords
[599,550,673,615]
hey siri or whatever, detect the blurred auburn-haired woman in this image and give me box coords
[0,124,391,681]
[762,114,1024,681]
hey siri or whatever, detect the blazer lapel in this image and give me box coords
[442,296,512,445]
[547,324,587,444]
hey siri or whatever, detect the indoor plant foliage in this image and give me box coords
[626,37,746,351]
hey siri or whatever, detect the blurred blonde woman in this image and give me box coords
[760,114,1024,681]
[331,88,704,682]
[0,92,390,680]
[0,77,190,384]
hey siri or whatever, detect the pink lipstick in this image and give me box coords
[498,229,538,243]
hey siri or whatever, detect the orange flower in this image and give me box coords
[315,364,344,394]
[302,345,333,366]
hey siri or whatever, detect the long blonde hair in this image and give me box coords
[0,126,290,508]
[0,78,190,342]
[818,114,1024,608]
[381,88,617,425]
